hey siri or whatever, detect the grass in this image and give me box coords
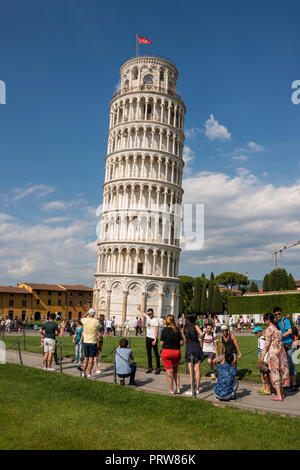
[0,363,299,450]
[3,334,300,384]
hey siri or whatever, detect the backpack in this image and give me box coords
[282,317,299,344]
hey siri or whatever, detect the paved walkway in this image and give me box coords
[6,349,300,419]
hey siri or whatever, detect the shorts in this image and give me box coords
[44,338,56,353]
[161,349,181,372]
[216,353,237,363]
[106,328,111,333]
[83,342,97,358]
[202,352,216,361]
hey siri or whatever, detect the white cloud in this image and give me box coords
[204,114,231,141]
[232,155,248,161]
[4,184,55,201]
[43,217,70,224]
[182,145,195,175]
[185,128,196,139]
[0,200,98,285]
[181,170,300,274]
[248,141,264,152]
[235,167,252,177]
[42,198,86,212]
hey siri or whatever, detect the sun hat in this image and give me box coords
[221,324,229,331]
[88,308,96,316]
[252,326,263,334]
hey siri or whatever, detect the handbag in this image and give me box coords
[256,359,269,372]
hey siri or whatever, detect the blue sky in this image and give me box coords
[1,0,300,286]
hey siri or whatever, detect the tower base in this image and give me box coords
[93,274,179,326]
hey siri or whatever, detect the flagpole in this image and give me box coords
[136,34,139,57]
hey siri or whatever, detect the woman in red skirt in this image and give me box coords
[160,315,183,394]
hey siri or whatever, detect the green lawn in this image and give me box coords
[3,334,300,385]
[0,363,299,450]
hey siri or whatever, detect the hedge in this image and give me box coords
[228,293,300,316]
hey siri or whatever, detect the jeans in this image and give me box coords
[118,362,136,383]
[284,344,296,377]
[75,342,83,362]
[146,336,160,370]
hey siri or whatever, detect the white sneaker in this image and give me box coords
[196,389,201,395]
[43,366,47,370]
[87,374,92,378]
[47,368,56,371]
[210,373,216,380]
[95,370,101,375]
[184,390,193,396]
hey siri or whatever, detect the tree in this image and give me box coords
[269,268,289,291]
[249,281,259,292]
[215,272,248,290]
[178,282,186,315]
[263,274,270,292]
[212,284,224,314]
[206,272,215,314]
[190,277,202,314]
[200,282,207,314]
[178,275,195,312]
[288,273,296,290]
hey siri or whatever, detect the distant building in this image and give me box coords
[19,283,67,321]
[219,287,242,296]
[0,286,33,320]
[0,282,95,321]
[59,284,93,320]
[295,280,300,291]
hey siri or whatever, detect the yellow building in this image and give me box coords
[0,286,33,320]
[19,283,67,321]
[59,284,93,320]
[0,283,94,321]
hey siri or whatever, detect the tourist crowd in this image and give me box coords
[37,306,299,403]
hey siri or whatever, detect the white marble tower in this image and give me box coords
[94,55,185,326]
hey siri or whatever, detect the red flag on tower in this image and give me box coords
[137,35,152,44]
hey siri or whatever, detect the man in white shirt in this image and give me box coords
[106,318,112,337]
[138,305,160,374]
[201,323,219,379]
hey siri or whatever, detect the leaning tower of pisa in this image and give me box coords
[93,55,186,326]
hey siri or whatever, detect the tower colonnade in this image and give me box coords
[94,55,185,325]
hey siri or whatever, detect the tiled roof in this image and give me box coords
[21,283,66,292]
[0,286,32,294]
[60,284,93,292]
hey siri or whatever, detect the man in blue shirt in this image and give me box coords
[115,338,137,386]
[214,352,239,401]
[273,307,297,391]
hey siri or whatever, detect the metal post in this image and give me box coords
[191,353,196,398]
[59,342,63,373]
[17,339,23,365]
[113,349,117,384]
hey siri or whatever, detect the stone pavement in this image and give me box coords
[5,349,300,419]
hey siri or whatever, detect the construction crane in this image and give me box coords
[273,240,300,269]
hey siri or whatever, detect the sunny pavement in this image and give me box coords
[5,349,300,419]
